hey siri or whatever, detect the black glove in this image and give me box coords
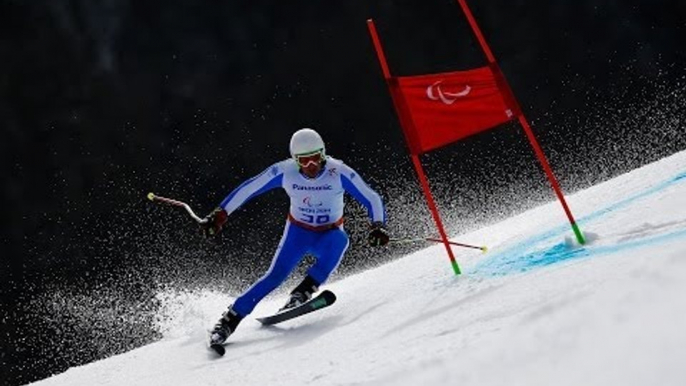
[200,207,228,238]
[368,222,390,247]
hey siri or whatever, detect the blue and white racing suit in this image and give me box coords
[219,157,385,317]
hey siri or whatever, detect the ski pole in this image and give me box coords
[146,192,207,224]
[390,237,488,253]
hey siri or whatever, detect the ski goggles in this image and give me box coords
[294,149,324,168]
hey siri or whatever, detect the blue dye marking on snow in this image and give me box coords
[471,169,686,276]
[673,171,686,182]
[476,229,686,276]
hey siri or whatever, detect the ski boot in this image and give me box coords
[209,306,242,355]
[280,275,320,312]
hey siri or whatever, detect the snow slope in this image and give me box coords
[30,152,686,386]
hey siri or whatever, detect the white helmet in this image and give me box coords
[289,128,325,157]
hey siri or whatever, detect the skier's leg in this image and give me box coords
[306,227,350,286]
[231,222,310,317]
[210,223,309,346]
[280,228,348,310]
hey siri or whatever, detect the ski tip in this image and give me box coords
[147,192,156,201]
[321,290,337,303]
[209,344,226,356]
[481,246,488,253]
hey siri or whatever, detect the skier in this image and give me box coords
[201,128,389,347]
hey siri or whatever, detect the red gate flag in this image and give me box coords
[366,0,587,277]
[391,65,519,154]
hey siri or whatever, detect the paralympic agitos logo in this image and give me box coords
[302,196,324,207]
[426,80,471,105]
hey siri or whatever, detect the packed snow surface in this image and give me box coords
[31,152,686,386]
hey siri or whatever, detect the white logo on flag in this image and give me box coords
[426,81,471,105]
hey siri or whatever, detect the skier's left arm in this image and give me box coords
[340,164,390,246]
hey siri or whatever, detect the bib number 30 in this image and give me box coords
[300,214,330,224]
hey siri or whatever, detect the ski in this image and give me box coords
[206,290,336,355]
[257,290,336,326]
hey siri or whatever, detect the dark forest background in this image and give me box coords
[1,0,685,385]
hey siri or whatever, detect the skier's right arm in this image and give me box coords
[201,162,285,237]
